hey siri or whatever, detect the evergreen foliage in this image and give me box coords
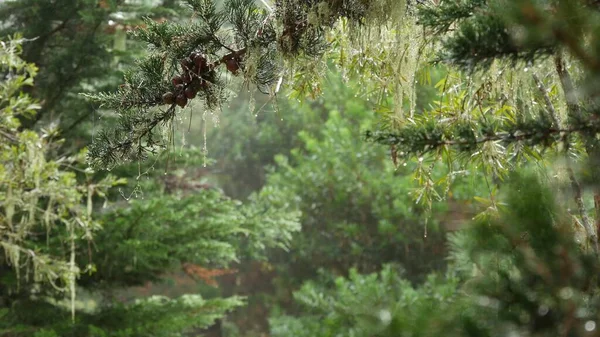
[4,294,244,337]
[209,78,486,334]
[270,265,459,337]
[86,0,412,169]
[364,0,600,252]
[0,0,179,142]
[12,0,600,336]
[0,34,301,337]
[262,84,449,281]
[1,185,299,336]
[79,189,299,289]
[0,36,122,323]
[368,0,600,154]
[270,173,600,337]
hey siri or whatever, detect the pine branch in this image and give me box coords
[87,0,271,168]
[366,122,600,156]
[418,0,487,34]
[85,0,428,168]
[87,105,177,169]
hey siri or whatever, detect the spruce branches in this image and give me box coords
[366,113,600,157]
[87,0,404,169]
[87,0,273,169]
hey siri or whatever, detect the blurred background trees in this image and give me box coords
[3,0,600,337]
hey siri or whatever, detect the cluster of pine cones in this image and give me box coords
[162,51,242,108]
[162,52,213,108]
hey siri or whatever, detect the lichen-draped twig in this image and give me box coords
[532,70,598,253]
[555,53,600,253]
[567,165,598,252]
[532,72,561,128]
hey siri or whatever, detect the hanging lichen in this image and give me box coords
[0,36,122,321]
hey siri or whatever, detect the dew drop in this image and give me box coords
[585,321,596,332]
[559,287,573,299]
[378,310,391,325]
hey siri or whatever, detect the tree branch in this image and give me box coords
[567,165,599,253]
[530,71,598,252]
[0,128,17,143]
[532,72,561,128]
[554,54,583,121]
[368,124,600,151]
[555,53,600,250]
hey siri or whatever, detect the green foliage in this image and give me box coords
[270,266,459,337]
[0,0,180,145]
[87,191,249,287]
[197,76,480,335]
[82,188,299,289]
[0,32,301,337]
[418,0,555,69]
[3,293,244,337]
[448,173,600,337]
[270,173,600,337]
[11,1,600,337]
[260,78,455,285]
[1,158,300,336]
[87,0,416,169]
[0,36,121,318]
[419,0,600,74]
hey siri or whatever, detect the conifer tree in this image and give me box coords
[0,36,301,337]
[85,0,406,169]
[0,0,180,140]
[270,173,600,337]
[368,0,600,250]
[86,0,600,235]
[0,35,121,327]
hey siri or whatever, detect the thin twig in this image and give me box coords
[554,54,583,120]
[532,72,561,128]
[567,164,598,253]
[531,72,596,251]
[0,129,16,143]
[555,53,600,252]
